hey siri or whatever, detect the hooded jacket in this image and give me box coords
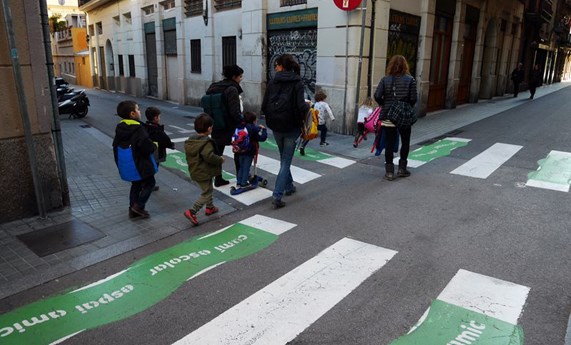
[261,71,309,133]
[113,119,157,180]
[145,121,175,162]
[184,134,224,182]
[206,79,243,146]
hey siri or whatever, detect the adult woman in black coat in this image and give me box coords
[374,55,418,181]
[529,64,542,99]
[205,65,244,186]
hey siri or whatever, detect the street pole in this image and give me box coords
[1,0,47,218]
[353,0,367,133]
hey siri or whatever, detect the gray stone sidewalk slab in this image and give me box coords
[0,81,568,300]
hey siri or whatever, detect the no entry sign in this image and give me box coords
[333,0,362,11]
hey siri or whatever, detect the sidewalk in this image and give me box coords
[0,82,569,302]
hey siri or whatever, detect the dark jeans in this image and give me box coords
[273,129,300,200]
[236,154,254,186]
[318,124,327,143]
[384,126,411,166]
[513,82,521,97]
[130,175,156,209]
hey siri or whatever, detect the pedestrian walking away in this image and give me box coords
[529,64,543,99]
[374,55,418,181]
[183,113,225,226]
[112,100,158,219]
[354,96,375,148]
[299,90,335,155]
[145,106,175,191]
[511,62,524,97]
[262,54,309,209]
[204,64,244,187]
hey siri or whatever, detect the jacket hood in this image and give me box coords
[115,119,144,143]
[184,134,210,156]
[272,71,302,83]
[206,79,243,94]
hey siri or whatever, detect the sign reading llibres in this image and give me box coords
[333,0,362,11]
[267,8,318,31]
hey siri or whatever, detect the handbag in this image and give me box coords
[386,77,417,128]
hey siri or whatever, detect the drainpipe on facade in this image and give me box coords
[39,0,70,206]
[367,0,376,96]
[342,12,350,134]
[2,0,47,218]
[353,0,368,133]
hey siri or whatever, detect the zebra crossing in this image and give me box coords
[165,127,571,202]
[0,214,533,345]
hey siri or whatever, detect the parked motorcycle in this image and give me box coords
[58,89,90,119]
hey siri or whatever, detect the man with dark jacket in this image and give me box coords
[511,63,524,97]
[261,54,309,209]
[205,65,244,186]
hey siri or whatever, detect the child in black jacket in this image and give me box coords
[145,107,175,191]
[113,101,157,218]
[233,111,267,188]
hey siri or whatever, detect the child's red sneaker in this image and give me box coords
[184,209,199,225]
[205,206,219,216]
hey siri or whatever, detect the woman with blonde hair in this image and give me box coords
[374,55,417,180]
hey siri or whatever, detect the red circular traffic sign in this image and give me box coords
[333,0,363,11]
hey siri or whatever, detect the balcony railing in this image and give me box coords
[213,0,241,11]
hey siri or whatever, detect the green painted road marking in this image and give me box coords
[526,150,571,192]
[162,150,235,179]
[0,217,292,345]
[390,300,524,345]
[260,138,331,161]
[409,138,470,164]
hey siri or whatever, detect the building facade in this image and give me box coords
[79,0,567,134]
[1,1,68,223]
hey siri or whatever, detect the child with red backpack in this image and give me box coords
[232,111,267,188]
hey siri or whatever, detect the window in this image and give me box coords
[184,0,202,17]
[128,55,135,77]
[161,0,175,10]
[280,0,306,6]
[214,0,241,11]
[96,22,102,35]
[222,36,236,66]
[88,24,94,36]
[142,5,154,15]
[113,15,120,27]
[190,39,201,73]
[123,12,132,25]
[118,55,124,76]
[164,30,177,55]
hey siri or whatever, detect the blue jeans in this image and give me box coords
[272,129,300,200]
[236,154,254,186]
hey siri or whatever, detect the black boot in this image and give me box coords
[384,163,395,181]
[214,175,229,187]
[398,160,411,177]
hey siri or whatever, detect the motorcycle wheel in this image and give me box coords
[74,103,89,118]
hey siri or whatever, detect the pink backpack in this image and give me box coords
[364,107,381,133]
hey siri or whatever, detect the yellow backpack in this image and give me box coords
[302,108,319,141]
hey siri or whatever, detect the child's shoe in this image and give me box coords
[205,206,219,216]
[130,204,150,218]
[184,209,199,225]
[320,142,329,146]
[128,208,141,219]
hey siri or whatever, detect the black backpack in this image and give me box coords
[201,93,227,130]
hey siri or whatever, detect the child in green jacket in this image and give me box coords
[183,113,225,226]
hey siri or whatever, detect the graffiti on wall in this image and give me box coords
[267,29,317,100]
[388,10,421,77]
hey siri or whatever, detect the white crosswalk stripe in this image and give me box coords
[450,143,522,179]
[173,238,397,345]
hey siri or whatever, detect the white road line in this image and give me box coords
[450,143,522,179]
[214,178,273,205]
[438,269,529,324]
[168,124,194,133]
[171,137,190,143]
[318,156,355,168]
[223,146,321,184]
[408,269,530,334]
[239,214,297,235]
[173,238,396,345]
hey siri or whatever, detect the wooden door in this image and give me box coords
[457,23,476,104]
[428,16,452,111]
